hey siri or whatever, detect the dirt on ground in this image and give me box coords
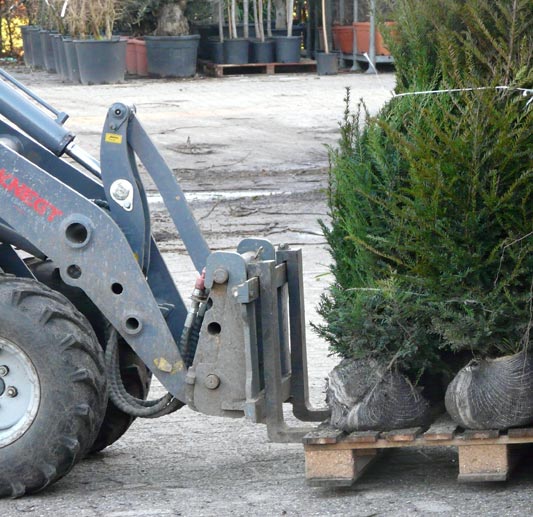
[1,65,532,516]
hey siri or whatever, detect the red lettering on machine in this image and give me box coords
[0,168,63,222]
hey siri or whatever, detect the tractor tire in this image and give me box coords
[27,260,152,453]
[0,276,107,498]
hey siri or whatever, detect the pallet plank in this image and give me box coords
[462,429,500,440]
[303,423,344,445]
[383,427,422,442]
[507,427,533,439]
[200,60,317,77]
[423,414,458,441]
[344,430,380,444]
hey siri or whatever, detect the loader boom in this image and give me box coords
[0,69,328,444]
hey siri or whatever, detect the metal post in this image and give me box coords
[366,0,377,74]
[351,0,361,71]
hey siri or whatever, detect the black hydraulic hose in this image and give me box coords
[105,329,182,418]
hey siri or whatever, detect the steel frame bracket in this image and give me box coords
[190,239,329,442]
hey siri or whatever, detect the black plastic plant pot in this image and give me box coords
[63,38,81,83]
[223,38,249,65]
[208,37,224,64]
[20,26,33,66]
[51,35,69,81]
[40,30,57,73]
[145,35,200,78]
[250,39,274,63]
[75,39,127,85]
[316,52,339,75]
[195,24,219,59]
[28,27,44,69]
[274,36,300,63]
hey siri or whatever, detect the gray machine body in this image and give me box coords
[0,69,328,440]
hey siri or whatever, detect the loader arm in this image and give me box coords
[0,146,189,401]
[0,69,329,442]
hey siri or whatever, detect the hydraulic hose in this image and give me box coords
[105,329,183,418]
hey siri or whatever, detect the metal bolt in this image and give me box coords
[213,267,229,284]
[6,386,18,398]
[204,374,220,390]
[111,181,131,201]
[114,108,122,116]
[123,201,132,210]
[0,365,8,377]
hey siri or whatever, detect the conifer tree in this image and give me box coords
[317,0,533,380]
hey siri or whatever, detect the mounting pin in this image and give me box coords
[205,374,220,390]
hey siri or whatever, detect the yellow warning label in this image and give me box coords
[105,133,123,144]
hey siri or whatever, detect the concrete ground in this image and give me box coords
[1,65,532,516]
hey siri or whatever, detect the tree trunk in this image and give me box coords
[252,0,260,40]
[286,0,293,37]
[267,0,272,37]
[243,0,249,38]
[218,0,224,42]
[258,0,264,42]
[273,0,286,29]
[155,1,189,37]
[231,0,237,39]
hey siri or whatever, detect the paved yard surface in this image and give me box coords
[1,65,532,516]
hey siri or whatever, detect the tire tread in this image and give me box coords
[0,275,106,498]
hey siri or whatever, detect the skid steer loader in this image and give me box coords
[0,69,329,497]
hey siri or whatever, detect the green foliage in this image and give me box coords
[383,0,533,91]
[317,0,533,379]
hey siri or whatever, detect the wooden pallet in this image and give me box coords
[200,59,317,78]
[303,415,533,487]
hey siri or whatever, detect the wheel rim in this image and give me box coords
[0,337,40,448]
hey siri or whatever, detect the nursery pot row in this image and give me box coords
[22,29,201,82]
[21,27,127,85]
[209,35,301,65]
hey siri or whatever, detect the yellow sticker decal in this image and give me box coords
[105,133,123,144]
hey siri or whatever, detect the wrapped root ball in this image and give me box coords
[327,358,433,431]
[445,351,533,430]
